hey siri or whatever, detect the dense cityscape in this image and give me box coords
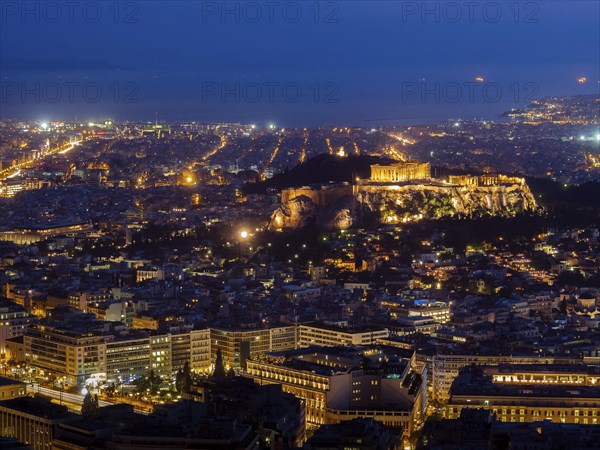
[0,93,598,449]
[1,2,600,450]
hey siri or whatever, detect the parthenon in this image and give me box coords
[370,162,431,182]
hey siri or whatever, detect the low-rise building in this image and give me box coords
[0,397,78,450]
[447,364,600,424]
[0,377,26,401]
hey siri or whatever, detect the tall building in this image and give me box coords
[0,397,78,450]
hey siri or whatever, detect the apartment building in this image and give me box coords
[298,322,389,348]
[24,325,106,385]
[211,326,297,369]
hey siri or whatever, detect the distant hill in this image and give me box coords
[244,154,394,194]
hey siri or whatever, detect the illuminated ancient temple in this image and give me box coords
[370,161,431,182]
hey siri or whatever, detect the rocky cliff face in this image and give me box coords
[359,183,538,221]
[269,195,356,230]
[269,183,538,230]
[270,195,319,230]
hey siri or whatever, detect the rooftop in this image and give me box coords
[0,377,25,387]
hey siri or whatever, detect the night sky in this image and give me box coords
[1,1,598,126]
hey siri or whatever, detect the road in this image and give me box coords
[26,383,150,415]
[0,140,80,181]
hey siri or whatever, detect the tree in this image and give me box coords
[212,348,226,379]
[175,368,184,393]
[81,392,99,418]
[556,269,584,287]
[104,383,117,398]
[359,355,370,369]
[175,361,192,394]
[135,369,162,396]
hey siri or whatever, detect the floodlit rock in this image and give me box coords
[359,183,538,222]
[268,195,318,230]
[316,196,356,229]
[270,183,538,230]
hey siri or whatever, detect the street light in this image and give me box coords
[240,230,249,239]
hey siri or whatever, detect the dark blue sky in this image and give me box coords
[1,1,598,126]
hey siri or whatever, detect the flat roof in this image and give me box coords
[301,321,387,333]
[0,377,25,387]
[495,364,600,375]
[451,370,600,399]
[0,397,75,420]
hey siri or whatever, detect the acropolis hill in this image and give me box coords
[269,161,537,230]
